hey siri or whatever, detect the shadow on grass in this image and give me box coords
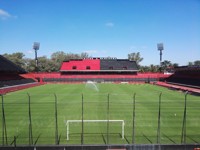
[101,133,106,144]
[187,136,199,143]
[10,134,20,146]
[58,134,62,145]
[162,133,176,144]
[34,134,41,145]
[142,133,152,144]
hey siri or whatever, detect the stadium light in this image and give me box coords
[33,42,40,72]
[157,43,164,72]
[157,43,164,64]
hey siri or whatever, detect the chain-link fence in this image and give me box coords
[0,92,200,146]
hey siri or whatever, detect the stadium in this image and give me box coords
[0,55,200,150]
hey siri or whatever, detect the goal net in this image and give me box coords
[65,120,125,140]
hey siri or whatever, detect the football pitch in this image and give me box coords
[0,83,200,145]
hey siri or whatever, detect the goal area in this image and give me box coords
[66,120,125,140]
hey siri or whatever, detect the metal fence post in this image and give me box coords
[107,93,110,145]
[157,92,162,144]
[14,136,16,148]
[1,94,8,145]
[132,93,136,144]
[27,93,33,145]
[54,93,59,145]
[181,91,188,144]
[81,93,84,145]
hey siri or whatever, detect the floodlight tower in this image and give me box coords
[33,42,40,72]
[157,43,164,63]
[157,43,164,72]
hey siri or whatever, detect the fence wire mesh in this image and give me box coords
[0,92,200,146]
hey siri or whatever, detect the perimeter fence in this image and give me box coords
[0,92,200,146]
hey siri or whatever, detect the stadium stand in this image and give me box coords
[165,66,200,88]
[60,58,100,71]
[100,59,138,71]
[0,55,26,73]
[0,55,39,94]
[28,58,170,83]
[156,65,200,95]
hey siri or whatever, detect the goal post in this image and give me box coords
[66,120,125,140]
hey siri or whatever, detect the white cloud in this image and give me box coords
[0,9,11,19]
[0,9,16,20]
[105,22,114,27]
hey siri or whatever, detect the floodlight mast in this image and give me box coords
[157,43,164,72]
[33,42,40,72]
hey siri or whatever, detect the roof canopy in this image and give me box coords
[0,55,26,73]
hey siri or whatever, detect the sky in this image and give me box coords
[0,0,200,66]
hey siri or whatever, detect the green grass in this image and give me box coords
[0,83,199,145]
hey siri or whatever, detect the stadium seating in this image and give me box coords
[0,55,39,94]
[100,59,138,70]
[165,66,200,88]
[35,73,168,83]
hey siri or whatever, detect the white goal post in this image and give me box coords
[66,120,125,140]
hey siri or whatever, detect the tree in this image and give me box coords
[149,64,159,72]
[50,51,90,71]
[51,51,67,72]
[188,62,194,66]
[23,58,35,72]
[194,60,200,65]
[188,60,200,66]
[160,60,172,72]
[37,56,55,72]
[65,53,81,60]
[172,63,179,67]
[80,52,90,59]
[140,66,150,72]
[3,52,25,69]
[128,52,143,65]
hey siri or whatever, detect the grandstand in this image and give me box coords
[60,57,138,73]
[0,56,200,150]
[0,55,39,94]
[1,55,199,94]
[34,58,169,83]
[156,65,200,95]
[166,65,200,88]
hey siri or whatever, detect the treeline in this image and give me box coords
[2,51,200,73]
[3,51,90,72]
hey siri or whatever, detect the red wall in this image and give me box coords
[60,59,100,71]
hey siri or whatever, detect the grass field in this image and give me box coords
[0,83,200,145]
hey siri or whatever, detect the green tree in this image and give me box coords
[80,52,90,58]
[161,60,172,72]
[140,66,150,72]
[172,63,179,67]
[128,52,143,65]
[194,60,200,65]
[51,51,67,71]
[3,52,25,69]
[23,58,35,72]
[37,56,58,72]
[188,60,200,66]
[188,62,194,66]
[65,53,81,60]
[149,64,159,72]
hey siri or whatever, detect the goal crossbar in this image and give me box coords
[66,120,125,140]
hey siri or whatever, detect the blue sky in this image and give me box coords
[0,0,199,66]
